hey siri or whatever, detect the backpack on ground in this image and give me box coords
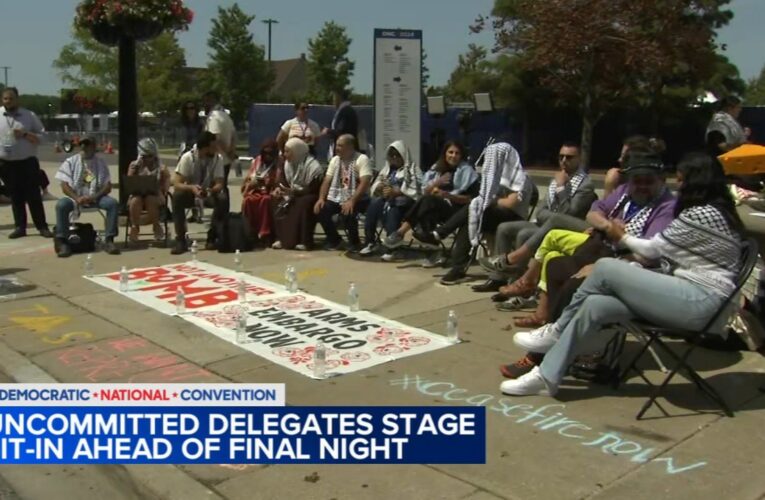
[55,223,97,254]
[215,212,254,253]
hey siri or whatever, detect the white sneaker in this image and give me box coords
[359,243,376,256]
[381,252,395,262]
[271,240,283,249]
[513,323,560,353]
[295,244,307,251]
[500,366,557,396]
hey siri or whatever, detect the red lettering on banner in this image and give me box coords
[246,285,275,296]
[139,278,217,299]
[186,290,238,309]
[212,277,236,285]
[105,268,169,281]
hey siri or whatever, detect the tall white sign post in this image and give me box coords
[373,29,422,169]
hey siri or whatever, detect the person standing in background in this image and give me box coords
[202,91,237,185]
[0,87,52,239]
[322,89,358,157]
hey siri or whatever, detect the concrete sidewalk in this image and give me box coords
[1,160,765,499]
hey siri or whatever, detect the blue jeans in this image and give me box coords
[55,196,120,240]
[364,196,413,244]
[540,258,725,385]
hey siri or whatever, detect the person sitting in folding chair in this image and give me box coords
[360,139,422,256]
[54,135,120,257]
[127,138,170,244]
[499,152,744,397]
[170,131,228,255]
[314,134,372,252]
[417,141,530,285]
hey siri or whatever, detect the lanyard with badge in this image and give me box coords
[2,114,16,153]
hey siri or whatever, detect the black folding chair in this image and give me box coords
[615,236,759,419]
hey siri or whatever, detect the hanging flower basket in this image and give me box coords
[89,22,121,46]
[75,0,193,44]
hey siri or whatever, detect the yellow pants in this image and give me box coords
[534,229,590,291]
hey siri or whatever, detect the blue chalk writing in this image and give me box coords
[388,374,706,475]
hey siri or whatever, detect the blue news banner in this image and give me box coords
[0,407,486,464]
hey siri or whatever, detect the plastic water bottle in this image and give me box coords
[238,277,247,304]
[446,310,459,343]
[234,249,243,272]
[175,289,186,315]
[286,265,298,293]
[236,308,249,344]
[119,266,129,292]
[84,254,94,278]
[190,240,198,262]
[313,341,326,379]
[347,282,359,312]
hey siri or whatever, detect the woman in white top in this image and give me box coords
[276,102,323,154]
[500,152,744,397]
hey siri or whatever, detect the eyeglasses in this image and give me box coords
[559,154,577,161]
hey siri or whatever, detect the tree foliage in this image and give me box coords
[746,64,765,105]
[475,0,737,166]
[53,29,187,114]
[205,3,272,123]
[306,21,355,103]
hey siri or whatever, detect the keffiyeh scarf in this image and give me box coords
[608,189,665,237]
[707,111,746,148]
[548,170,588,210]
[468,143,523,246]
[328,154,358,203]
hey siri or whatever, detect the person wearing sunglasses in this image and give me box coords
[178,100,204,158]
[241,138,283,244]
[277,102,323,155]
[476,142,596,293]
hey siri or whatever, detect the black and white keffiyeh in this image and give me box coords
[468,143,524,246]
[547,170,588,210]
[328,153,359,203]
[608,190,664,237]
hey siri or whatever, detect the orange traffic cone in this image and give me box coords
[105,141,114,154]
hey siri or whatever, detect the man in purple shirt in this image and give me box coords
[499,149,677,379]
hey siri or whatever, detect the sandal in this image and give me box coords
[514,315,547,328]
[498,278,536,298]
[129,226,140,243]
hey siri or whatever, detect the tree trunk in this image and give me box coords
[580,91,595,170]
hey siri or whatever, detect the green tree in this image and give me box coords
[307,21,355,103]
[53,29,187,114]
[476,0,736,166]
[745,63,765,105]
[421,48,430,90]
[205,3,273,123]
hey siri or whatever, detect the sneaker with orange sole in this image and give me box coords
[499,352,545,379]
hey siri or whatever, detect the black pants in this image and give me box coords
[172,189,229,241]
[402,195,460,234]
[318,199,370,246]
[440,203,523,270]
[0,157,48,230]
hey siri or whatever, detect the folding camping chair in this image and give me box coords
[615,236,758,419]
[122,176,170,247]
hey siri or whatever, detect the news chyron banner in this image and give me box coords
[86,262,452,379]
[0,384,486,464]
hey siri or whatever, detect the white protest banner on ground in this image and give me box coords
[86,262,283,315]
[183,293,450,378]
[87,262,452,378]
